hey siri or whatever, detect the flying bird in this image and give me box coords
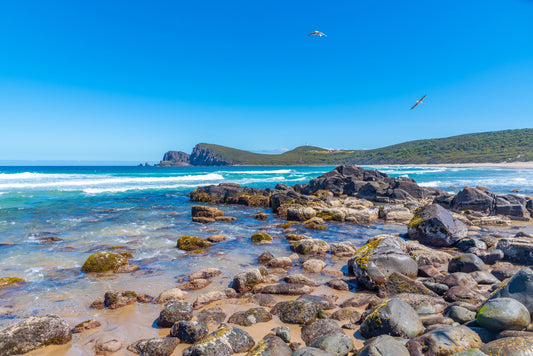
[410,95,427,110]
[308,31,327,37]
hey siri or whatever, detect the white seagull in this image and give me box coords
[307,31,327,37]
[410,94,427,110]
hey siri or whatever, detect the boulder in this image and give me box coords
[258,251,275,265]
[407,204,468,247]
[250,293,278,307]
[270,300,318,324]
[177,236,211,251]
[446,305,476,324]
[407,325,482,355]
[448,254,488,273]
[287,207,317,221]
[227,308,272,326]
[0,314,72,355]
[301,319,343,344]
[180,278,211,290]
[170,321,208,343]
[377,272,437,298]
[360,298,424,339]
[247,335,292,356]
[477,298,531,332]
[81,251,129,272]
[157,301,193,327]
[232,268,265,293]
[308,333,353,356]
[182,326,254,356]
[480,336,533,355]
[496,238,533,265]
[348,235,418,291]
[488,268,533,313]
[357,335,410,356]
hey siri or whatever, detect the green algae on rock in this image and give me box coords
[0,277,24,289]
[177,236,211,251]
[251,232,272,243]
[81,251,129,273]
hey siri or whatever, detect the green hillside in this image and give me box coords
[194,129,533,165]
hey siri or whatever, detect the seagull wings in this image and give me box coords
[410,94,427,110]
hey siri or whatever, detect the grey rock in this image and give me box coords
[449,349,488,356]
[301,319,343,344]
[197,307,226,327]
[271,300,318,324]
[357,335,410,356]
[480,336,533,355]
[308,333,353,356]
[290,239,330,255]
[477,298,531,332]
[228,308,272,326]
[446,306,477,324]
[283,274,318,287]
[360,298,424,339]
[292,347,334,356]
[104,290,137,309]
[261,283,312,295]
[272,326,291,343]
[496,238,533,265]
[95,339,122,355]
[183,326,254,356]
[330,307,361,323]
[247,335,292,356]
[232,268,265,293]
[488,267,533,313]
[327,279,350,291]
[0,314,71,355]
[297,294,336,310]
[448,254,488,273]
[407,325,482,355]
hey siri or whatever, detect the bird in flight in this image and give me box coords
[308,31,327,37]
[410,94,427,110]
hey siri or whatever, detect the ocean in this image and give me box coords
[0,165,532,353]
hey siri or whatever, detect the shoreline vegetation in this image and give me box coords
[153,128,533,167]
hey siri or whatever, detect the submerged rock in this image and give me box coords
[0,314,72,355]
[104,290,137,309]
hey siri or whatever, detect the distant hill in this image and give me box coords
[155,128,533,166]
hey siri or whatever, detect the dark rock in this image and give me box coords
[183,325,254,356]
[421,316,454,327]
[140,337,181,356]
[443,272,478,289]
[491,265,521,281]
[445,286,487,305]
[470,271,500,285]
[422,280,449,295]
[157,301,193,327]
[451,187,530,219]
[357,335,410,356]
[488,267,533,313]
[360,298,424,339]
[270,300,318,324]
[253,212,268,220]
[189,183,270,207]
[348,235,418,291]
[0,314,72,355]
[477,298,531,332]
[191,205,223,219]
[247,335,292,356]
[261,283,312,295]
[477,249,505,265]
[228,308,272,326]
[449,254,488,273]
[170,321,208,343]
[330,242,357,257]
[480,336,533,355]
[407,325,482,355]
[137,294,154,303]
[457,238,488,252]
[470,327,498,344]
[189,144,234,166]
[407,204,468,247]
[104,290,137,309]
[496,238,533,265]
[156,151,190,166]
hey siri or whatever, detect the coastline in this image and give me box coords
[369,161,533,169]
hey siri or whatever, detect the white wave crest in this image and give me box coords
[0,172,84,180]
[228,169,292,174]
[0,173,224,190]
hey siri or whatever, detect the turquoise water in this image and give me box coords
[0,165,532,333]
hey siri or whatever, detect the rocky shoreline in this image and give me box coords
[1,165,533,355]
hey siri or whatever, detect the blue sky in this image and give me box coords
[1,1,532,162]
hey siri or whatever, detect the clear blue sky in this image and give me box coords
[1,0,532,162]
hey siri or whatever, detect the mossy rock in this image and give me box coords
[0,277,24,289]
[177,236,211,251]
[251,232,272,243]
[81,251,129,272]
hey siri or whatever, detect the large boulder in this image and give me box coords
[477,298,531,332]
[496,238,533,265]
[81,251,129,272]
[182,326,254,356]
[407,204,468,247]
[488,268,533,313]
[189,183,270,207]
[348,235,418,290]
[360,298,424,339]
[0,314,72,355]
[407,325,482,355]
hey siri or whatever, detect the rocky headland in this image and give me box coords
[1,165,533,355]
